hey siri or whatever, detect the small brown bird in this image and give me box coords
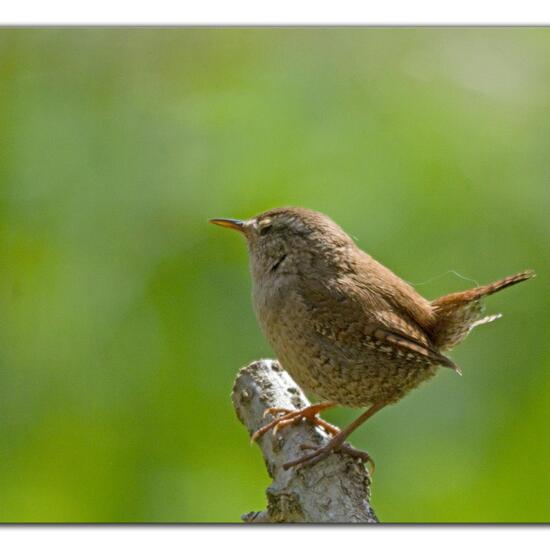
[210,207,534,469]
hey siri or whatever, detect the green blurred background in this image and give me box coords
[0,28,548,523]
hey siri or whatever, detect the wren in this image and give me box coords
[210,207,534,469]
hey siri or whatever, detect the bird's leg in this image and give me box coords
[282,400,388,471]
[251,401,338,442]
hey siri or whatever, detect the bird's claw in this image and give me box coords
[251,402,337,443]
[284,441,375,473]
[262,407,291,419]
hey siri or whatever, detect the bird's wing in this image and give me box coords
[299,277,459,372]
[368,324,460,373]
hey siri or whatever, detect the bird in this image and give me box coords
[209,207,534,470]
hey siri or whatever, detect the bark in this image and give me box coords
[231,359,378,523]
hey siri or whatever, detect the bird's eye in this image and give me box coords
[259,222,272,236]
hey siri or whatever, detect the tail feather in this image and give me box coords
[469,313,502,330]
[430,270,535,351]
[432,269,535,308]
[468,270,536,300]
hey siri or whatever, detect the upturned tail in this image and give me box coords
[430,270,535,351]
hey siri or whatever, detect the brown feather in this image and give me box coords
[430,270,535,350]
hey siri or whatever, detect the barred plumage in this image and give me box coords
[211,208,534,468]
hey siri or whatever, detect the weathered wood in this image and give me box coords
[232,359,378,523]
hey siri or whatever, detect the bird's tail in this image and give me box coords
[430,270,535,351]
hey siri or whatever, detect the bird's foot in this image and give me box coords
[283,436,375,473]
[251,401,338,442]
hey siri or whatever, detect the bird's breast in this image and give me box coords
[255,273,438,408]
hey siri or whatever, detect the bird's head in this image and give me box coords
[209,207,355,282]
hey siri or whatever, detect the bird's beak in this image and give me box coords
[209,218,247,234]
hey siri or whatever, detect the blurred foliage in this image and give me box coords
[0,28,549,522]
